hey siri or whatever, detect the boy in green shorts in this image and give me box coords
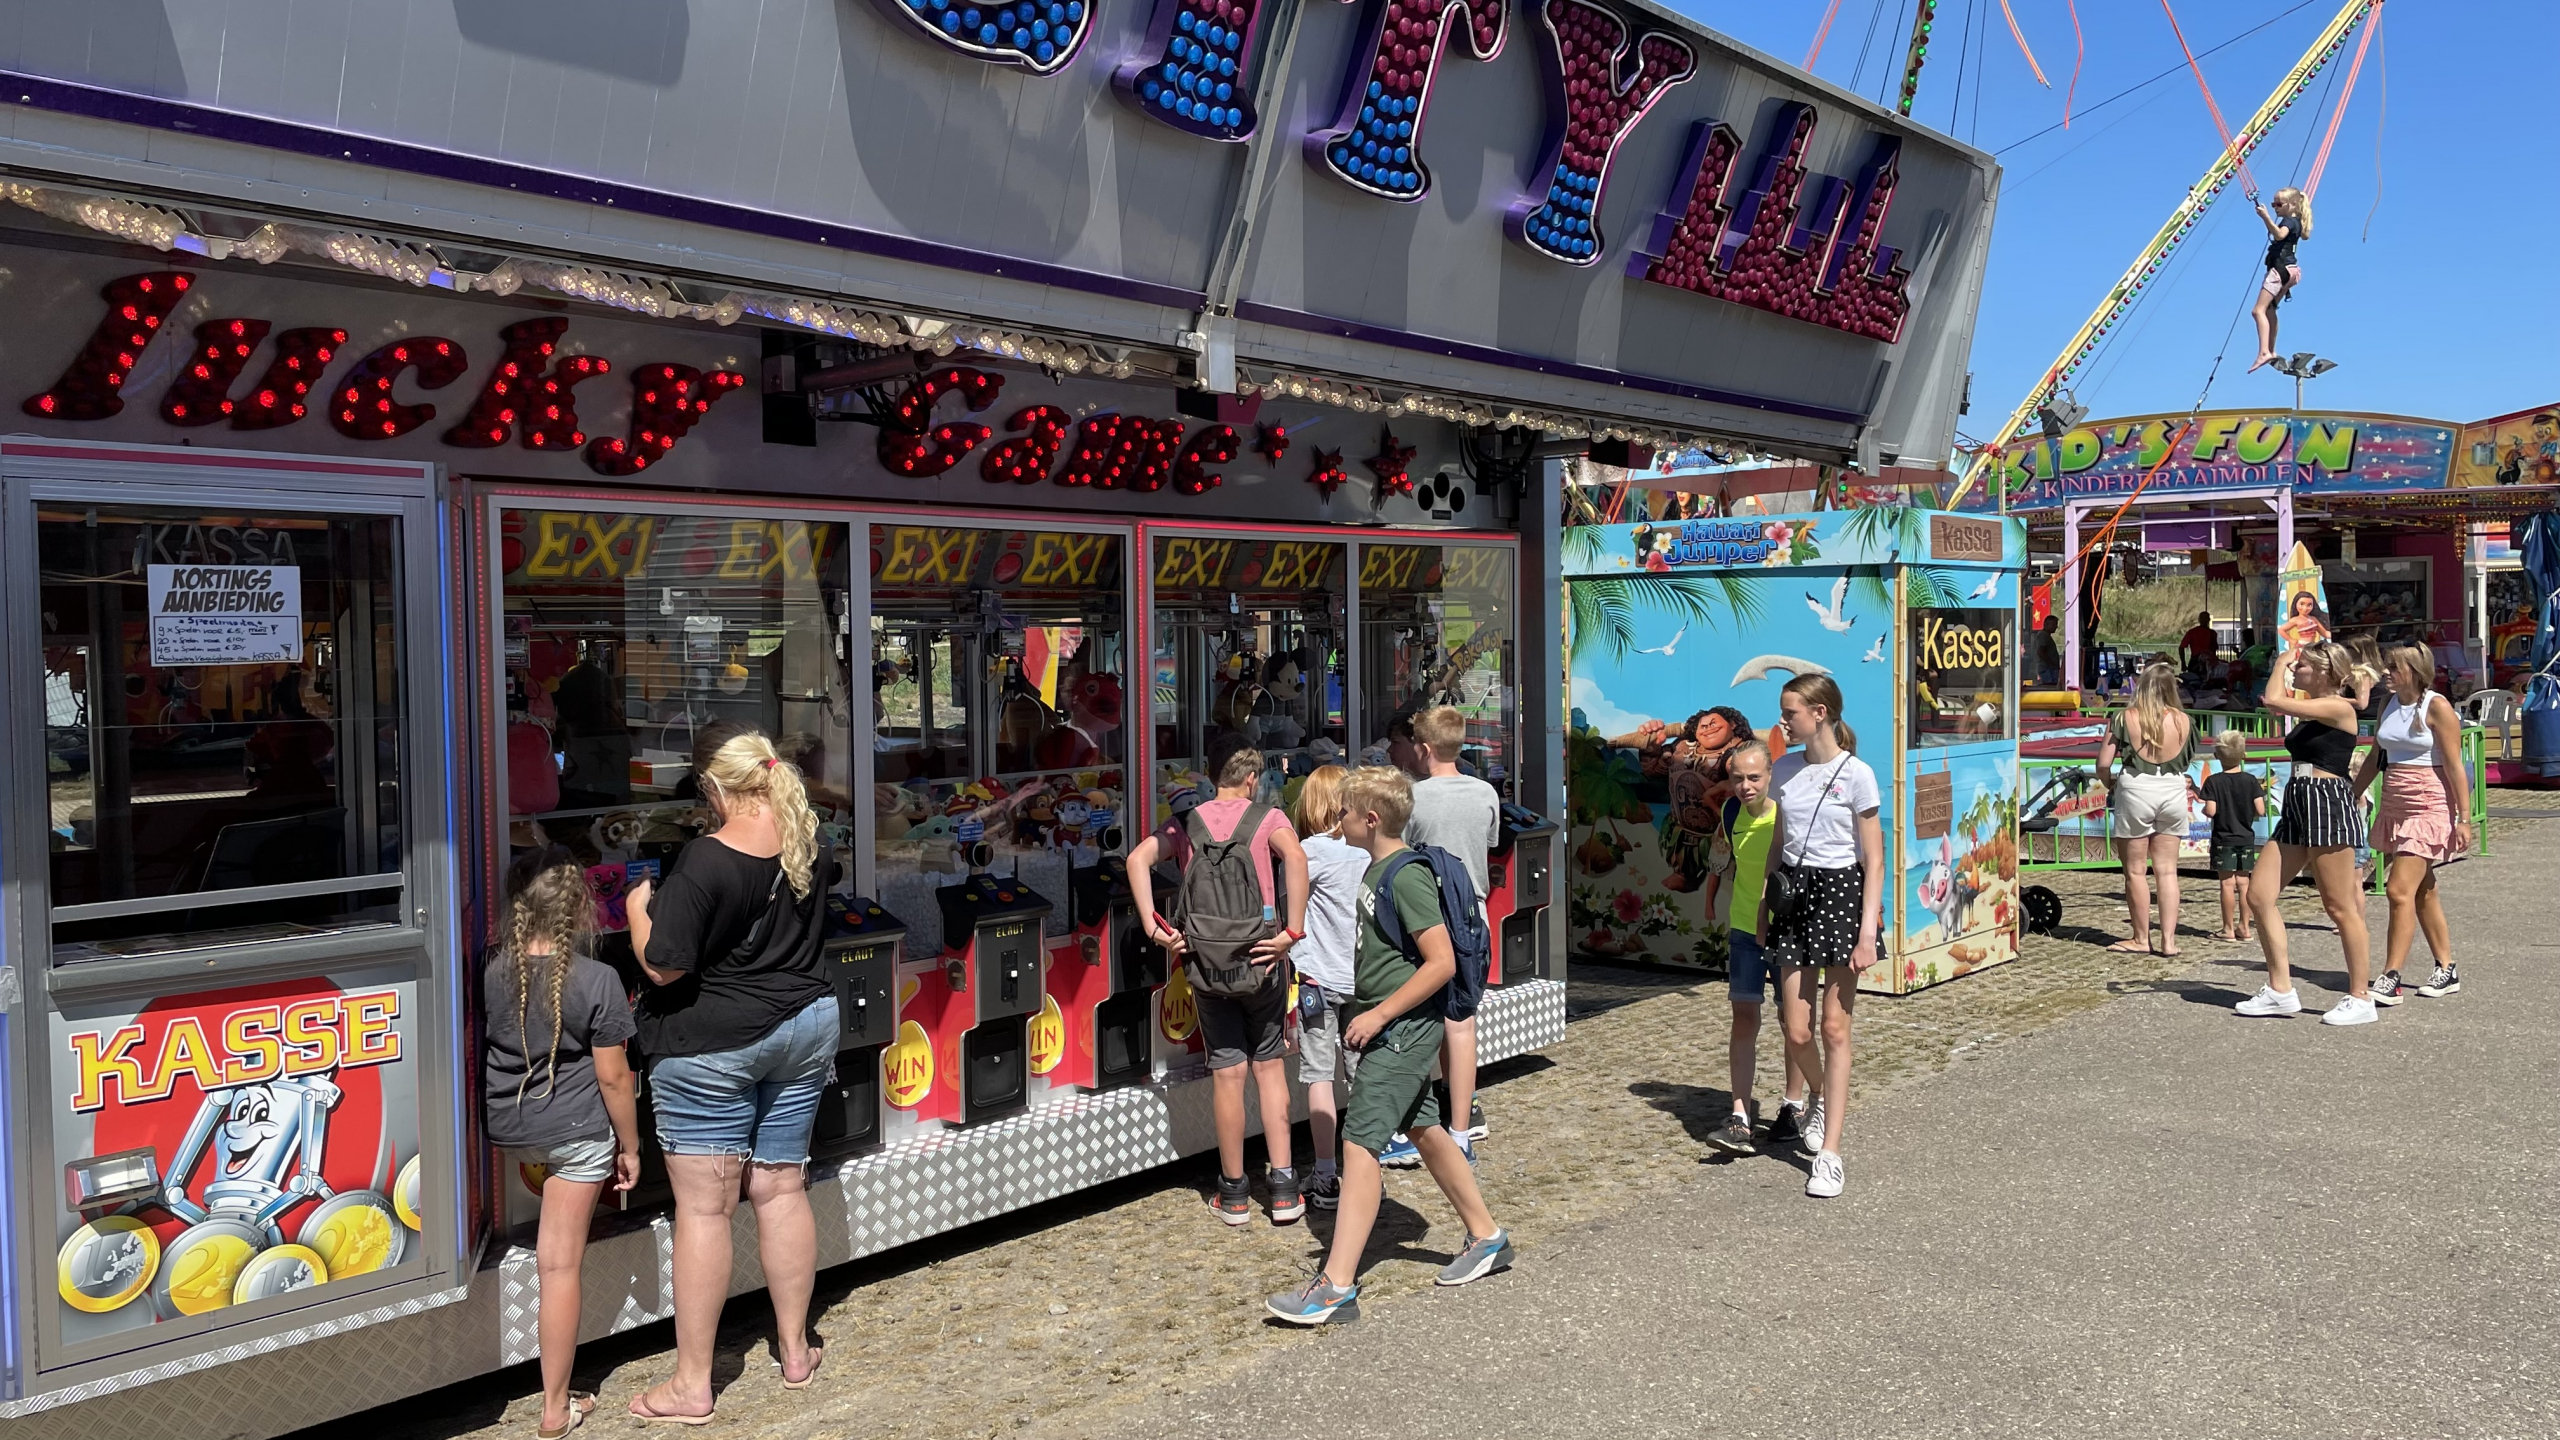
[1704,738,1814,1154]
[1266,766,1514,1325]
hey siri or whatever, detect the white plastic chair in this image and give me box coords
[2460,688,2519,760]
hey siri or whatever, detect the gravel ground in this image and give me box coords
[300,804,2553,1440]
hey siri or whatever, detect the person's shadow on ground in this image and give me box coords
[1626,1080,1813,1174]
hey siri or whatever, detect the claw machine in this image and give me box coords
[1561,508,2025,992]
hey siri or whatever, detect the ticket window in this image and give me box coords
[868,524,1127,957]
[38,507,406,961]
[1907,604,2017,747]
[493,508,857,949]
[1357,541,1517,792]
[1149,535,1347,821]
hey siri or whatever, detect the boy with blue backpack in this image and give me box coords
[1268,765,1513,1325]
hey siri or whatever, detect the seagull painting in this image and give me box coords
[1862,632,1887,663]
[1805,574,1856,632]
[1732,655,1831,686]
[1635,624,1686,657]
[1967,573,2000,601]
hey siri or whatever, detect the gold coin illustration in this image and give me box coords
[298,1193,405,1278]
[57,1216,159,1314]
[165,1230,256,1316]
[232,1243,331,1305]
[394,1154,424,1231]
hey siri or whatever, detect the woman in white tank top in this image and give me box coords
[2352,644,2472,1004]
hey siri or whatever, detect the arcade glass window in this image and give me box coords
[495,508,856,948]
[1149,533,1347,823]
[1357,541,1517,792]
[38,507,407,961]
[1908,604,2016,747]
[868,523,1126,956]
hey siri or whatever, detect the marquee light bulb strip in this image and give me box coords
[1306,0,1507,200]
[1949,0,2378,508]
[329,338,468,440]
[160,318,271,425]
[1509,0,1695,266]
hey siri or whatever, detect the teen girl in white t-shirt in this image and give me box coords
[1759,672,1883,1200]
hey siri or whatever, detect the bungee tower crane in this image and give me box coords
[1946,0,2384,510]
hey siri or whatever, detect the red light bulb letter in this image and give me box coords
[1507,0,1694,267]
[23,271,192,420]
[328,338,469,440]
[159,318,271,426]
[980,406,1073,484]
[1173,424,1240,494]
[1306,0,1506,201]
[584,365,747,475]
[877,367,1005,477]
[443,318,568,448]
[230,328,350,430]
[1626,103,1911,342]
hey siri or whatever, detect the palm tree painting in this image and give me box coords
[1832,503,1976,612]
[1564,525,1772,667]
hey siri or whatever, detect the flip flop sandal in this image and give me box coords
[536,1406,585,1440]
[779,1345,825,1391]
[2104,939,2154,954]
[629,1387,715,1427]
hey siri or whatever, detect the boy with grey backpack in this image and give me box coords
[1127,742,1312,1225]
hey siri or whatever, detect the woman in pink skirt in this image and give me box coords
[2357,643,2472,1005]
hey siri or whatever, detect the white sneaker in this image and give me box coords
[2320,995,2379,1027]
[1806,1150,1845,1199]
[1801,1097,1826,1154]
[2234,985,2304,1017]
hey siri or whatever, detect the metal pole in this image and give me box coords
[2063,501,2083,694]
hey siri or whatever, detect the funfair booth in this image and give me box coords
[1969,405,2560,704]
[0,2,1993,1432]
[1564,509,2025,994]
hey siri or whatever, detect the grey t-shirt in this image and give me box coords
[482,947,635,1150]
[1405,774,1501,911]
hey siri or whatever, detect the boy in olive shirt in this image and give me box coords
[1267,766,1515,1325]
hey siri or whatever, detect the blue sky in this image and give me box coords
[1679,0,2560,441]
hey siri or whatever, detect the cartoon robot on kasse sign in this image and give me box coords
[97,1070,408,1320]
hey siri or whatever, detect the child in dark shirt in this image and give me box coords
[483,844,641,1438]
[2199,733,2268,942]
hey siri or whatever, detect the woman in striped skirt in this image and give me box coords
[2237,639,2377,1026]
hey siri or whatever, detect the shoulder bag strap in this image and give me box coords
[725,864,790,965]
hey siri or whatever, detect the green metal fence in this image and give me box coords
[2019,724,2492,884]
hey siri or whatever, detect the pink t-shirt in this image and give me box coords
[1156,798,1293,908]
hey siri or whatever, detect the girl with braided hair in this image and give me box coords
[481,843,640,1438]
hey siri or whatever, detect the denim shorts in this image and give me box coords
[647,996,840,1165]
[1727,930,1771,1004]
[508,1134,617,1185]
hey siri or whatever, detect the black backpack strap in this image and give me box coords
[1231,802,1271,849]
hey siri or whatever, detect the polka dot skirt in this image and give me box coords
[1768,865,1866,969]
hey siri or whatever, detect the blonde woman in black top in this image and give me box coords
[2237,640,2377,1025]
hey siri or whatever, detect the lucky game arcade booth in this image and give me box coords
[1565,509,2026,994]
[0,0,1994,1433]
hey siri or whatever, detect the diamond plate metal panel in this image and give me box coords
[18,982,1563,1434]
